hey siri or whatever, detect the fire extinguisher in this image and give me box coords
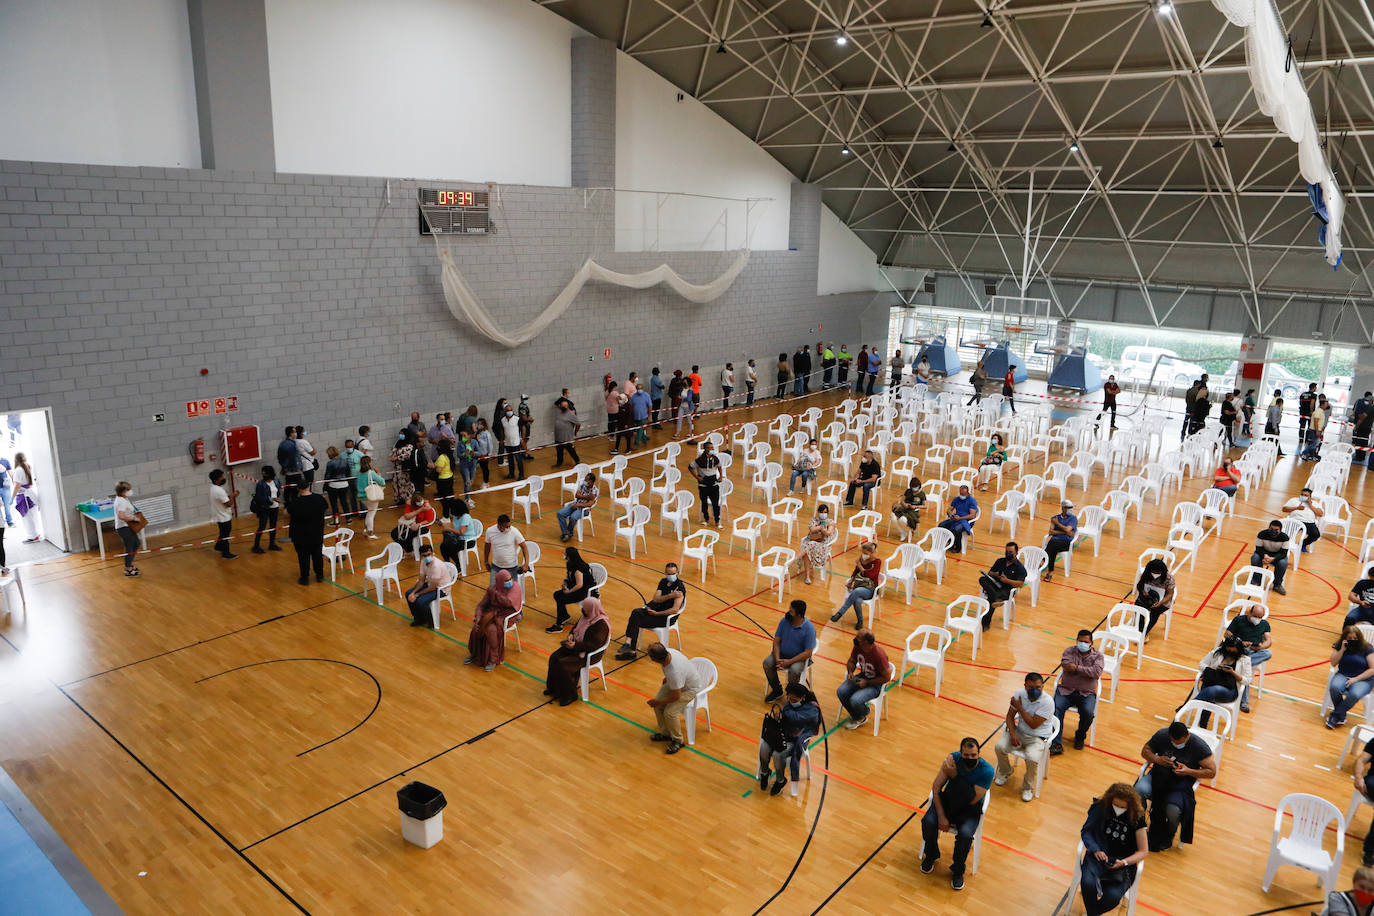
[189,437,205,465]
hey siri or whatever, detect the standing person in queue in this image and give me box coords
[208,469,236,560]
[250,466,283,554]
[288,479,328,585]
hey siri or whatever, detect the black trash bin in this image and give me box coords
[397,782,446,848]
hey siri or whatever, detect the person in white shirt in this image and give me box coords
[294,426,317,487]
[11,453,40,542]
[788,439,822,495]
[1281,486,1325,552]
[357,425,374,460]
[994,672,1056,802]
[646,642,705,754]
[499,404,524,479]
[721,364,735,408]
[745,359,758,406]
[112,480,142,577]
[208,469,237,559]
[483,513,529,585]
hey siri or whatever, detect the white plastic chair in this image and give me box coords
[511,476,544,523]
[1229,565,1274,604]
[650,467,681,506]
[683,657,718,745]
[502,588,524,650]
[612,504,650,558]
[520,541,541,596]
[560,463,591,500]
[1016,473,1044,518]
[829,441,859,478]
[750,462,783,504]
[1018,545,1049,606]
[1057,841,1143,916]
[944,595,988,661]
[650,596,686,652]
[610,476,645,517]
[653,443,681,477]
[918,527,954,584]
[1281,518,1309,569]
[1319,495,1353,544]
[1165,523,1204,571]
[1338,723,1374,768]
[815,479,847,520]
[950,466,978,491]
[1043,461,1074,504]
[754,547,795,601]
[572,506,595,543]
[1174,699,1230,782]
[844,510,881,551]
[1092,631,1131,702]
[1101,490,1132,538]
[363,542,404,601]
[861,663,898,736]
[769,496,803,541]
[731,423,757,456]
[901,625,952,697]
[923,445,950,479]
[1261,794,1344,898]
[1076,506,1108,557]
[680,530,718,583]
[1006,716,1060,798]
[587,562,608,598]
[431,561,459,628]
[321,528,355,580]
[730,511,768,559]
[884,544,923,603]
[659,490,695,540]
[888,454,921,491]
[989,491,1026,539]
[1198,487,1230,534]
[579,635,611,700]
[1104,603,1149,669]
[951,435,979,466]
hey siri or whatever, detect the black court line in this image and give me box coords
[59,594,352,688]
[1240,904,1323,916]
[194,658,382,758]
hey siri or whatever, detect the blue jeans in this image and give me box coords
[1329,674,1373,722]
[789,468,816,492]
[793,377,805,396]
[941,518,973,551]
[557,502,587,538]
[1053,690,1097,745]
[0,486,12,526]
[1250,550,1286,588]
[837,678,881,718]
[1213,484,1237,496]
[1242,648,1271,703]
[834,587,874,625]
[407,590,438,625]
[1195,683,1238,710]
[921,806,980,875]
[845,480,876,507]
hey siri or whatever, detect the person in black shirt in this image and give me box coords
[688,441,723,526]
[546,546,594,633]
[1355,391,1374,465]
[978,541,1027,630]
[1134,721,1216,850]
[1251,520,1291,595]
[288,481,329,585]
[1298,383,1317,441]
[1348,569,1374,627]
[615,563,686,660]
[1096,375,1121,431]
[1077,783,1149,916]
[1188,387,1210,436]
[844,450,883,508]
[1351,736,1374,865]
[1219,392,1239,447]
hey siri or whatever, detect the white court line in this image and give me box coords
[1279,753,1297,761]
[1315,764,1332,771]
[1124,705,1140,712]
[1152,714,1170,722]
[1139,652,1322,707]
[1247,743,1264,750]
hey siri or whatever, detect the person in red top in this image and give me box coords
[837,628,890,729]
[1002,365,1018,414]
[689,365,703,414]
[392,494,436,553]
[1211,458,1241,496]
[1097,374,1121,430]
[830,541,883,628]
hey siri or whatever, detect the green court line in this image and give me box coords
[741,790,753,798]
[584,699,756,778]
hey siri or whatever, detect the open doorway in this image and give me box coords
[2,408,67,566]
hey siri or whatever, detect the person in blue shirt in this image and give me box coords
[763,599,817,702]
[276,426,300,508]
[649,367,666,428]
[1043,500,1078,580]
[921,737,994,891]
[630,386,652,446]
[939,484,980,552]
[757,683,821,797]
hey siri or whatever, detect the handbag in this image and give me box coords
[127,511,148,534]
[852,574,876,591]
[365,482,385,502]
[760,705,790,753]
[1199,666,1231,689]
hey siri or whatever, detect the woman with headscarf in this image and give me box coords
[546,546,594,633]
[545,596,610,706]
[389,431,416,505]
[465,568,523,672]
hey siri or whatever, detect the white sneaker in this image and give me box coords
[845,716,868,730]
[1021,787,1034,803]
[993,773,1009,787]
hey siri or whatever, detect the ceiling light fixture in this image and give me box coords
[1213,137,1224,149]
[836,31,848,46]
[947,140,957,152]
[1068,140,1079,152]
[716,42,726,54]
[981,14,993,28]
[1157,0,1173,14]
[841,145,851,155]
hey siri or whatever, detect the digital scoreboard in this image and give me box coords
[418,187,494,235]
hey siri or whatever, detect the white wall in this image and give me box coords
[265,0,580,184]
[0,0,200,168]
[817,205,886,294]
[615,53,791,251]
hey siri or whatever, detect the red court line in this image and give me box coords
[1188,543,1247,618]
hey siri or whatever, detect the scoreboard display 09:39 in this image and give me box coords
[418,187,493,235]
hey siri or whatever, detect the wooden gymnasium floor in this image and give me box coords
[0,389,1366,915]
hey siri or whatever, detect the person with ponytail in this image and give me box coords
[11,453,39,542]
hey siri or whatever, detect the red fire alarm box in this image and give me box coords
[220,426,261,466]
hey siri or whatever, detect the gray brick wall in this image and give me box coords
[571,38,616,188]
[0,159,870,541]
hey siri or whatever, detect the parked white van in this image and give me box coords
[1117,346,1208,392]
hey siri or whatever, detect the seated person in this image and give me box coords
[763,600,817,701]
[1042,500,1077,580]
[890,476,927,537]
[556,471,599,542]
[757,684,822,796]
[1281,487,1324,552]
[1211,457,1241,496]
[1346,568,1374,627]
[976,434,1008,491]
[1250,519,1290,596]
[788,439,822,495]
[615,562,686,660]
[1135,721,1216,851]
[1225,602,1272,713]
[545,597,610,706]
[1134,559,1175,639]
[403,543,444,627]
[1328,626,1374,729]
[1320,866,1374,916]
[1077,784,1149,916]
[546,546,594,633]
[993,671,1055,803]
[391,494,436,552]
[836,628,889,730]
[920,737,994,891]
[436,498,481,569]
[464,569,523,672]
[830,541,882,629]
[939,484,980,552]
[794,507,835,585]
[978,541,1026,630]
[1193,636,1250,727]
[844,449,883,508]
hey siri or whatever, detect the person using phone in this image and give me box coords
[1281,486,1324,552]
[1077,783,1149,915]
[1135,721,1216,851]
[1328,626,1374,729]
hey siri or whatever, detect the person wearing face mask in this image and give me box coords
[1352,735,1374,867]
[112,480,144,577]
[1193,636,1251,728]
[795,506,836,585]
[843,449,883,509]
[615,563,687,661]
[836,628,890,730]
[392,494,437,554]
[687,442,722,527]
[1281,486,1324,552]
[483,514,528,587]
[978,541,1027,630]
[921,737,993,891]
[1133,558,1175,639]
[890,475,927,540]
[757,683,822,797]
[557,471,600,543]
[1224,602,1272,713]
[1077,783,1148,916]
[250,466,283,554]
[830,542,882,629]
[993,672,1056,803]
[499,403,524,479]
[404,544,445,627]
[1052,629,1105,755]
[763,600,817,703]
[1321,865,1374,916]
[939,484,979,552]
[288,480,328,585]
[464,568,524,672]
[788,439,822,496]
[1327,626,1374,729]
[545,597,611,706]
[1042,500,1077,581]
[1134,720,1216,851]
[1251,519,1291,597]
